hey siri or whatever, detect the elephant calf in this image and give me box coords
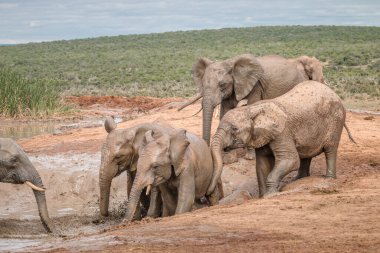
[124,128,220,221]
[0,138,55,233]
[210,81,355,197]
[99,117,170,219]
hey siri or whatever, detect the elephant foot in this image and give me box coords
[325,174,337,179]
[263,188,279,198]
[264,182,279,198]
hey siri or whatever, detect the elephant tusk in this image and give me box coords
[146,185,152,195]
[190,106,203,117]
[178,93,202,111]
[25,181,46,192]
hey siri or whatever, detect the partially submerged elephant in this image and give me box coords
[124,128,219,221]
[0,138,55,233]
[211,81,354,197]
[99,117,171,219]
[179,54,325,145]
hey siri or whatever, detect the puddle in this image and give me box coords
[0,116,123,140]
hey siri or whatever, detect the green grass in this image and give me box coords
[0,67,59,117]
[0,26,379,116]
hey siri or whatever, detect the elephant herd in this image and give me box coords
[0,54,354,234]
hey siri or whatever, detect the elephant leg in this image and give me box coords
[147,187,162,218]
[159,184,177,217]
[255,148,274,198]
[324,147,338,178]
[295,158,312,180]
[175,169,195,214]
[265,155,300,196]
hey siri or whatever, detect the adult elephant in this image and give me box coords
[99,117,169,219]
[179,54,325,145]
[0,138,55,233]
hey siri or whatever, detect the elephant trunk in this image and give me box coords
[207,128,227,195]
[202,98,215,146]
[125,179,144,221]
[99,177,112,217]
[99,157,115,217]
[30,176,55,233]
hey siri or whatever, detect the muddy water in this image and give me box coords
[0,152,130,251]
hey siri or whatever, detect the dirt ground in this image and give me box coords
[0,96,379,252]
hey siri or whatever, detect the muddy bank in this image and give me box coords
[0,96,379,252]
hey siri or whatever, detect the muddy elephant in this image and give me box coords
[179,54,325,145]
[0,138,55,233]
[124,128,219,221]
[99,117,170,219]
[211,81,355,197]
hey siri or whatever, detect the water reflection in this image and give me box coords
[0,116,123,140]
[0,121,57,140]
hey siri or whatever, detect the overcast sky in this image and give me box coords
[0,0,379,44]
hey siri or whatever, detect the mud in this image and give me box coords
[0,96,379,252]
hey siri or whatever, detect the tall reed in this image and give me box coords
[0,67,58,117]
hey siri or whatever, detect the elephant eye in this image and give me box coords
[218,81,229,89]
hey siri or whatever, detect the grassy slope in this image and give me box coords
[0,26,379,100]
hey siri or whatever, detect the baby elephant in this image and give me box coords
[124,128,219,220]
[210,80,354,197]
[0,138,55,233]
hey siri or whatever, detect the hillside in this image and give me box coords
[0,26,379,99]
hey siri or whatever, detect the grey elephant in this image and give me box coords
[290,55,325,83]
[99,117,170,219]
[179,54,325,145]
[211,81,354,197]
[124,128,219,221]
[0,138,55,233]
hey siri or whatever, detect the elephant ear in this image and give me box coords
[193,57,213,90]
[231,54,264,101]
[249,103,287,148]
[141,130,164,149]
[169,129,190,176]
[104,116,117,133]
[297,56,324,83]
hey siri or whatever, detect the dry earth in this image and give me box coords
[0,96,379,252]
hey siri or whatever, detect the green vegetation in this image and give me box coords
[0,68,59,117]
[0,26,379,116]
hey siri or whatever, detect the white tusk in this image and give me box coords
[25,181,46,192]
[146,185,152,195]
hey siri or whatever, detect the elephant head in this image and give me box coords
[296,56,325,84]
[179,54,264,145]
[209,103,287,193]
[0,138,55,233]
[124,129,189,221]
[99,117,144,217]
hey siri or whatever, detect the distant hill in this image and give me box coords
[0,26,379,98]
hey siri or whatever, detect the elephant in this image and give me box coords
[210,81,355,197]
[99,117,170,219]
[0,138,55,233]
[124,128,220,221]
[179,54,325,146]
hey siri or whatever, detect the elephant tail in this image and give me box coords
[344,123,357,144]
